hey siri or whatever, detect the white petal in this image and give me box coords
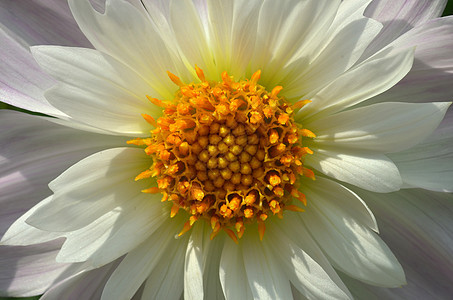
[1,196,62,246]
[101,218,186,300]
[0,29,63,117]
[169,0,215,78]
[266,219,352,299]
[369,17,453,104]
[293,19,382,99]
[57,194,168,267]
[251,0,341,85]
[275,213,352,298]
[0,0,93,47]
[220,238,253,300]
[389,111,453,192]
[363,0,448,58]
[308,102,450,153]
[242,231,293,300]
[297,47,414,122]
[346,188,453,298]
[26,147,150,232]
[301,187,405,287]
[32,46,159,136]
[302,177,377,231]
[184,223,205,300]
[0,111,124,238]
[205,0,261,78]
[202,233,225,300]
[141,236,186,300]
[0,240,82,297]
[305,148,402,192]
[40,260,119,300]
[68,0,188,99]
[282,3,382,100]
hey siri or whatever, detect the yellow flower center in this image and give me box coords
[129,67,315,242]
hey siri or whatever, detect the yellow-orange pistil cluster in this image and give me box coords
[129,67,316,242]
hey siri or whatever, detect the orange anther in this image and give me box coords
[220,204,233,219]
[268,174,281,187]
[244,192,257,206]
[146,95,168,108]
[273,187,284,197]
[181,86,196,98]
[127,138,145,146]
[251,70,261,85]
[141,113,158,127]
[302,147,314,155]
[228,196,242,211]
[221,71,232,86]
[292,99,312,110]
[244,208,254,219]
[166,134,182,146]
[303,168,316,180]
[178,220,192,236]
[191,184,205,201]
[177,103,192,115]
[291,189,307,206]
[271,86,283,98]
[177,180,190,194]
[195,201,209,214]
[167,71,184,87]
[157,177,172,189]
[170,203,180,218]
[269,200,281,214]
[195,65,206,82]
[224,228,238,244]
[135,169,153,181]
[216,103,230,116]
[263,107,273,119]
[210,222,221,240]
[278,113,289,125]
[211,216,219,230]
[300,128,316,138]
[189,216,198,226]
[194,97,215,111]
[229,99,246,112]
[141,187,160,194]
[285,205,305,212]
[269,129,279,144]
[270,143,286,157]
[159,150,172,161]
[160,192,168,202]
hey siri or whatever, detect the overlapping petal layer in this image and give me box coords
[0,0,452,299]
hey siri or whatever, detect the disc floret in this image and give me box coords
[130,67,315,242]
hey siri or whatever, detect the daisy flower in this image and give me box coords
[1,0,453,299]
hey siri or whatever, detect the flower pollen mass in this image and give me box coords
[129,67,314,242]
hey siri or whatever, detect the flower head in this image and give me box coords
[1,0,453,299]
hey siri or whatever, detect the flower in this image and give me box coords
[1,0,453,299]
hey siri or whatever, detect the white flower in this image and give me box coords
[1,0,453,299]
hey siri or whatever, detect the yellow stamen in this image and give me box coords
[178,221,192,236]
[285,205,305,212]
[170,203,179,218]
[224,228,238,244]
[300,128,316,138]
[167,71,184,87]
[195,65,206,82]
[141,187,160,194]
[134,67,316,241]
